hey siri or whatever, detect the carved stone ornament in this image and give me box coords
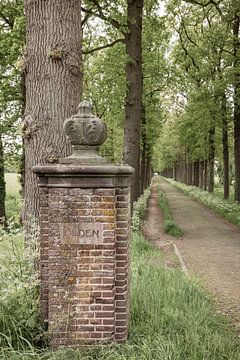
[60,101,108,165]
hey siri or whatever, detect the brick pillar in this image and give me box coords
[33,164,133,347]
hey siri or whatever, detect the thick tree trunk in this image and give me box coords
[140,143,146,194]
[20,72,26,199]
[0,134,6,227]
[146,155,151,187]
[23,0,82,238]
[140,105,147,194]
[187,162,193,185]
[184,161,188,184]
[193,160,199,187]
[208,126,215,193]
[199,160,204,189]
[221,93,229,199]
[173,163,177,181]
[204,160,208,191]
[233,15,240,201]
[123,0,144,202]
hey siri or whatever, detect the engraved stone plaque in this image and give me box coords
[60,223,103,244]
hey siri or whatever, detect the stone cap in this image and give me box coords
[32,163,134,188]
[33,163,133,175]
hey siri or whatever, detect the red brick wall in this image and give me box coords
[39,185,131,347]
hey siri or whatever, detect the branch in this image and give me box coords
[183,0,223,17]
[0,13,14,28]
[81,2,125,34]
[181,19,198,47]
[83,38,125,55]
[178,28,200,71]
[82,12,92,27]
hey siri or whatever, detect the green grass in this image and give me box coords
[0,188,240,359]
[166,179,240,229]
[157,187,183,237]
[4,173,22,224]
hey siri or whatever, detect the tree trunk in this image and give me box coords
[146,155,151,187]
[20,72,26,200]
[0,134,6,227]
[123,0,144,202]
[140,105,147,194]
[140,143,146,194]
[221,93,229,199]
[208,126,215,193]
[199,160,204,189]
[187,162,193,185]
[193,160,199,187]
[23,0,82,239]
[204,160,208,191]
[173,163,177,181]
[233,15,240,201]
[184,160,188,184]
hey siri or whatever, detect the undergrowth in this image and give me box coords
[0,224,45,356]
[157,187,183,237]
[0,188,240,359]
[166,179,240,229]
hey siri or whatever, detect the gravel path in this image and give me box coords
[157,177,240,332]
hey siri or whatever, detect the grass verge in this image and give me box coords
[157,186,183,237]
[166,178,240,229]
[0,188,240,359]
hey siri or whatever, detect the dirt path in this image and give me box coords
[143,184,180,269]
[155,177,240,332]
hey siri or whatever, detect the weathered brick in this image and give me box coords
[38,174,131,346]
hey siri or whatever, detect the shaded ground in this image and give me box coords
[156,177,240,333]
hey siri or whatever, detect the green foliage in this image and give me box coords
[0,0,25,171]
[157,187,183,237]
[83,43,126,163]
[153,0,236,186]
[132,187,151,232]
[0,226,44,351]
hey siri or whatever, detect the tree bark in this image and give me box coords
[20,71,26,199]
[193,160,199,187]
[204,160,208,191]
[233,15,240,201]
[23,0,82,238]
[187,162,193,185]
[0,134,6,227]
[173,163,177,181]
[199,160,204,189]
[184,160,188,184]
[221,93,229,199]
[146,155,151,187]
[140,105,147,194]
[123,0,144,202]
[208,126,215,193]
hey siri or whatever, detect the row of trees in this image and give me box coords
[156,0,240,201]
[0,0,240,230]
[1,0,169,231]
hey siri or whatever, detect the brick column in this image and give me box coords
[33,165,133,347]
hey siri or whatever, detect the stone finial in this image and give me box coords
[60,101,108,165]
